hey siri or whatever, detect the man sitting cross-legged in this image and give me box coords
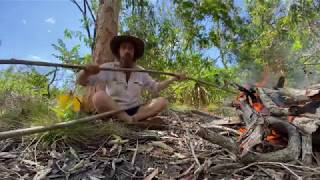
[77,34,185,123]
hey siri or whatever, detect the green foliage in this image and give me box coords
[120,1,236,106]
[166,53,236,107]
[173,0,320,88]
[0,67,49,96]
[51,38,91,67]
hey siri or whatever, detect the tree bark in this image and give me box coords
[82,0,121,112]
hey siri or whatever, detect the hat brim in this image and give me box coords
[110,35,144,60]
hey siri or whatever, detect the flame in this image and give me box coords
[237,91,265,112]
[238,127,285,145]
[238,127,247,134]
[266,130,281,142]
[252,102,264,112]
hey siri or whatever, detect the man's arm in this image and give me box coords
[76,64,100,86]
[158,74,186,91]
[143,73,186,93]
[157,77,178,91]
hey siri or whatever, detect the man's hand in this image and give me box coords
[172,73,187,81]
[157,73,187,91]
[84,64,100,75]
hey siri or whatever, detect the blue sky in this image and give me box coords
[0,0,90,63]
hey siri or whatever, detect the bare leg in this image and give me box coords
[132,97,168,121]
[92,91,132,122]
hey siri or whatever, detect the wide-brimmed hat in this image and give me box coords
[110,34,144,60]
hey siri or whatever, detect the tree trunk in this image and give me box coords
[82,0,121,112]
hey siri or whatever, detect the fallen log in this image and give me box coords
[241,117,301,163]
[196,126,238,155]
[258,88,289,116]
[197,117,301,163]
[238,92,301,163]
[263,87,320,105]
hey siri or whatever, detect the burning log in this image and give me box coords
[197,83,320,164]
[241,117,301,163]
[262,87,320,106]
[237,98,265,157]
[257,88,289,116]
[197,117,301,163]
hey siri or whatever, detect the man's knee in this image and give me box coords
[156,97,169,109]
[92,91,108,107]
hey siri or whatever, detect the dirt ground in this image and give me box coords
[1,109,320,180]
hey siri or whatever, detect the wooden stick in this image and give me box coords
[0,108,127,141]
[200,124,241,135]
[196,126,239,155]
[0,59,235,93]
[0,58,177,76]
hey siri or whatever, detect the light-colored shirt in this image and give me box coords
[88,62,158,109]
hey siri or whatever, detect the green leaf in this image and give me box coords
[64,29,72,39]
[292,39,302,50]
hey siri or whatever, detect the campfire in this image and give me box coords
[197,76,320,165]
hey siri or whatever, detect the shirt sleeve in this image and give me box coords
[87,63,113,86]
[142,73,158,93]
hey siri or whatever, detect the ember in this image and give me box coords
[238,127,247,134]
[238,127,286,145]
[265,130,280,142]
[252,102,264,112]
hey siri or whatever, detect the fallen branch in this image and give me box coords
[190,109,221,119]
[131,140,139,166]
[189,139,201,167]
[200,124,241,135]
[0,108,129,141]
[144,168,159,180]
[174,163,195,179]
[196,126,238,155]
[209,163,243,172]
[233,161,303,180]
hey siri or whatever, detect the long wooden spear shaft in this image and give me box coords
[0,59,177,76]
[0,59,236,93]
[0,108,127,141]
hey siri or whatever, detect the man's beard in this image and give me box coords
[120,54,134,67]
